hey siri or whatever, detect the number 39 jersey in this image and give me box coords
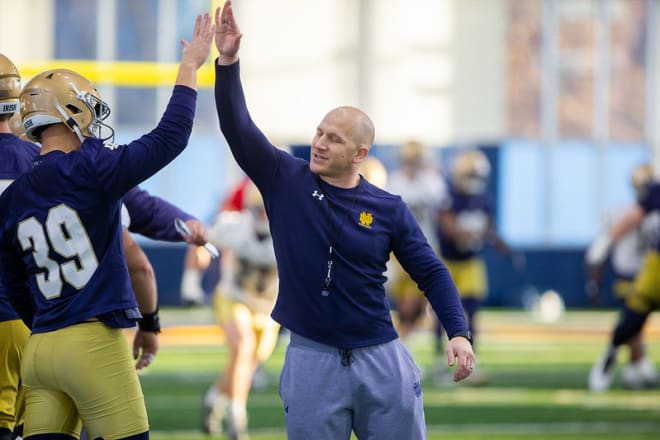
[0,85,197,333]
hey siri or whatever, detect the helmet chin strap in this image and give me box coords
[54,100,85,143]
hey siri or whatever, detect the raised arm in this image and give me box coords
[123,186,208,245]
[95,14,215,200]
[213,1,280,189]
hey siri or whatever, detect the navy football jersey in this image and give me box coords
[0,85,196,332]
[0,133,41,322]
[639,182,660,252]
[437,186,493,261]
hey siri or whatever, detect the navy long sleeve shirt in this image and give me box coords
[215,61,467,348]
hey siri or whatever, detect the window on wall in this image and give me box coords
[506,0,648,141]
[175,0,211,61]
[557,0,595,139]
[55,0,97,59]
[116,0,158,61]
[609,0,647,141]
[115,88,156,126]
[498,140,649,246]
[507,0,543,138]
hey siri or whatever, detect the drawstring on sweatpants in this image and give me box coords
[340,348,353,366]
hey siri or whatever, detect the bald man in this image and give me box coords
[212,2,475,439]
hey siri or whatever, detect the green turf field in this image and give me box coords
[143,309,660,440]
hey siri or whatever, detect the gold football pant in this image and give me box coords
[21,322,149,439]
[0,319,29,432]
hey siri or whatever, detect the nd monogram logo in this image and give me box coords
[312,190,324,200]
[359,211,373,228]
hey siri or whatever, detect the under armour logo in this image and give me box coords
[312,190,324,200]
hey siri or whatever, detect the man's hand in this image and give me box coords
[181,12,215,70]
[183,219,209,246]
[447,336,476,382]
[133,329,159,370]
[215,0,242,65]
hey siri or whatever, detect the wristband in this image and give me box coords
[138,307,161,333]
[450,330,473,345]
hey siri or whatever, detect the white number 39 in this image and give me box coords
[18,204,99,300]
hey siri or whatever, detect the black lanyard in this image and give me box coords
[316,175,360,296]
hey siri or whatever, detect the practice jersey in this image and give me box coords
[639,182,660,252]
[0,85,197,333]
[215,61,467,349]
[437,186,493,261]
[0,133,41,322]
[609,210,660,279]
[123,185,195,240]
[209,210,277,314]
[388,168,446,250]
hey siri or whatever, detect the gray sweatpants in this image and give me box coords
[278,333,426,440]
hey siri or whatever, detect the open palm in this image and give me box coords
[215,1,242,61]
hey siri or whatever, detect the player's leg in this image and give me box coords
[590,251,660,391]
[222,303,258,439]
[35,323,149,438]
[204,296,254,437]
[20,332,81,439]
[180,245,212,306]
[251,313,280,388]
[0,320,29,440]
[388,259,425,340]
[590,306,650,391]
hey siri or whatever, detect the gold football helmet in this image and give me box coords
[20,69,113,142]
[0,54,21,116]
[400,140,423,166]
[243,181,269,235]
[8,112,30,141]
[359,156,388,189]
[631,163,653,201]
[452,149,491,195]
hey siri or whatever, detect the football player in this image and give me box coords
[180,176,251,306]
[0,53,40,440]
[387,141,447,339]
[202,181,279,439]
[120,185,210,372]
[434,149,522,384]
[0,14,213,440]
[588,163,660,391]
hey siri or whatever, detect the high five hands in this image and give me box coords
[215,0,243,65]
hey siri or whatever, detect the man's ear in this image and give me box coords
[353,146,369,164]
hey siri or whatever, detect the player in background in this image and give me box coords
[121,185,210,365]
[0,54,40,440]
[0,14,213,439]
[434,149,522,384]
[386,141,447,340]
[588,163,660,391]
[180,176,250,306]
[202,181,279,439]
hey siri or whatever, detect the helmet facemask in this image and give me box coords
[69,82,114,142]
